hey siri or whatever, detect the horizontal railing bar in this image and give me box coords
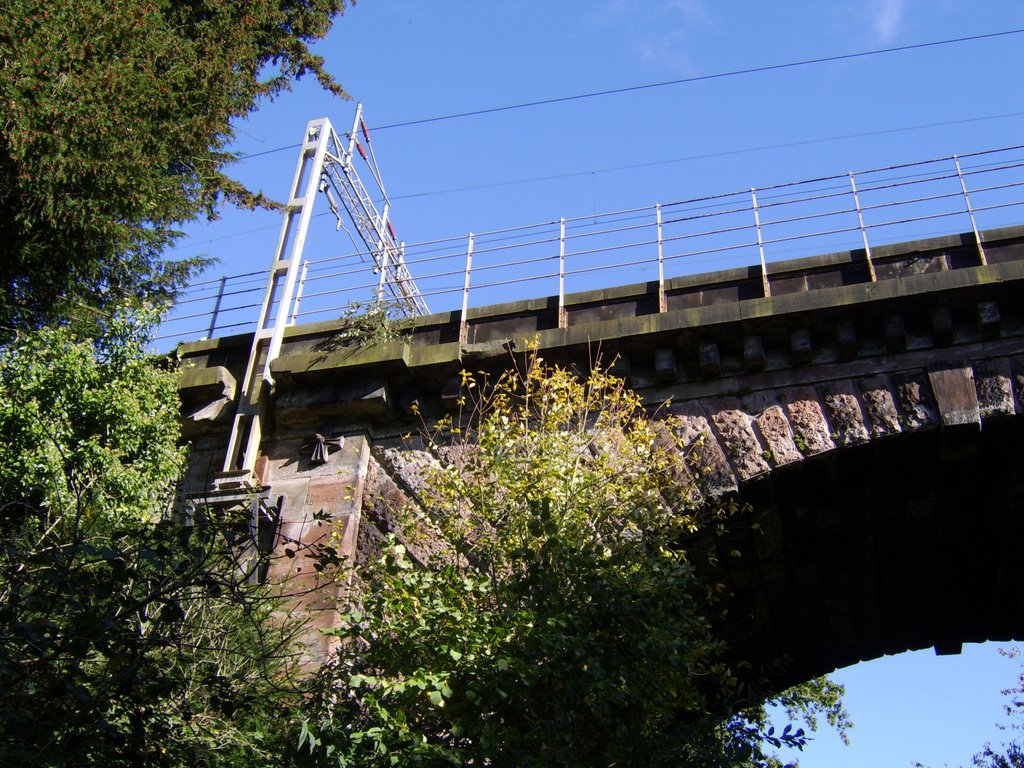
[469,234,561,258]
[564,236,660,260]
[965,180,1024,196]
[661,239,758,263]
[863,208,966,230]
[971,199,1024,214]
[471,253,557,273]
[563,218,656,243]
[759,205,859,229]
[760,223,865,247]
[467,272,559,293]
[661,221,756,244]
[756,187,855,210]
[662,202,756,226]
[858,189,965,212]
[856,171,960,194]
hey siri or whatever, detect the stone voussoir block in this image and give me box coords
[751,402,803,467]
[857,377,902,437]
[706,398,771,481]
[927,364,981,428]
[781,388,835,456]
[666,403,738,496]
[891,371,939,431]
[818,380,870,446]
[973,359,1015,419]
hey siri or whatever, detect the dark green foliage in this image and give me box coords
[0,0,350,329]
[0,325,305,766]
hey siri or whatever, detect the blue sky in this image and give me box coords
[169,1,1024,764]
[165,0,1024,340]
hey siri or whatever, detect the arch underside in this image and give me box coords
[703,415,1024,692]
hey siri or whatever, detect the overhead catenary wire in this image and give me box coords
[224,28,1023,163]
[370,28,1024,131]
[391,111,1024,201]
[173,111,1024,253]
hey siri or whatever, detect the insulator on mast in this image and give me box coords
[387,221,397,241]
[356,142,368,161]
[360,119,371,144]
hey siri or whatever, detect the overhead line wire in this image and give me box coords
[390,111,1024,200]
[371,28,1024,131]
[228,29,1023,161]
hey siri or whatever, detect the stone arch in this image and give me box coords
[679,356,1024,691]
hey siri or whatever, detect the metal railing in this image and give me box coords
[156,145,1024,348]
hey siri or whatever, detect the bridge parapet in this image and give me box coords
[178,225,1024,423]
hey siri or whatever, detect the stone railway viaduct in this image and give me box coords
[177,224,1024,692]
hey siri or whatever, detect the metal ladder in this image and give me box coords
[219,107,428,484]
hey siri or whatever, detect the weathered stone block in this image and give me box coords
[974,360,1015,419]
[707,398,771,481]
[654,347,678,382]
[752,404,803,467]
[819,381,869,446]
[836,321,857,359]
[781,389,835,455]
[790,328,813,365]
[274,379,394,426]
[698,342,721,377]
[977,301,1001,338]
[858,377,902,437]
[460,338,514,365]
[744,335,766,371]
[891,371,939,431]
[927,364,981,428]
[666,403,737,496]
[377,447,440,497]
[179,365,236,404]
[179,365,237,434]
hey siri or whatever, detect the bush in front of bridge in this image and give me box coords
[301,350,848,768]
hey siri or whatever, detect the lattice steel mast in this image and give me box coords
[220,106,426,482]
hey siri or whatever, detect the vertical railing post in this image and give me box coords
[849,172,877,282]
[290,261,308,325]
[750,188,771,298]
[558,218,567,328]
[206,275,227,339]
[460,233,474,345]
[954,154,987,266]
[656,203,667,313]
